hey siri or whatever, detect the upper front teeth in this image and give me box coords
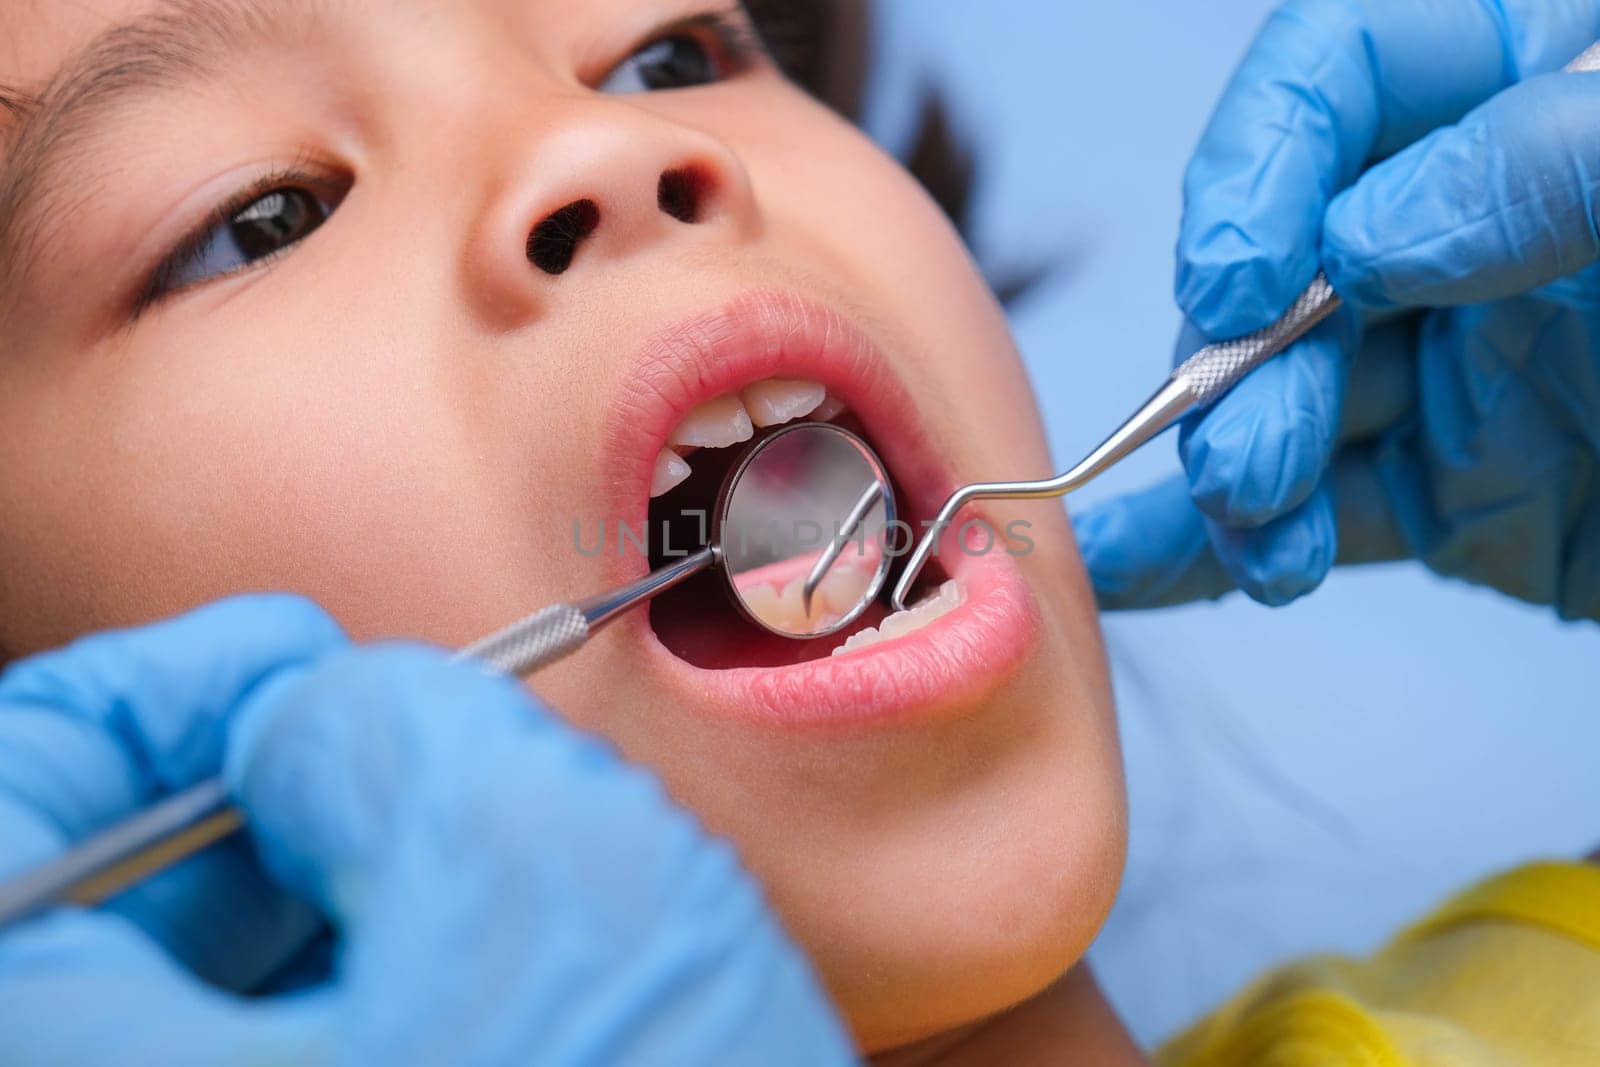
[741,379,826,428]
[810,395,847,422]
[651,449,693,497]
[670,394,755,450]
[653,378,844,498]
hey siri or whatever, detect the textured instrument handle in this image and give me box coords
[457,603,590,676]
[1172,273,1342,407]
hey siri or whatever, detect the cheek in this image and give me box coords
[0,289,597,651]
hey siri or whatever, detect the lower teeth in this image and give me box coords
[832,580,964,656]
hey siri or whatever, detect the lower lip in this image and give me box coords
[639,546,1042,728]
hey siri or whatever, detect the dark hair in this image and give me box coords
[749,0,1051,307]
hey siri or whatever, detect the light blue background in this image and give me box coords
[863,0,1600,1047]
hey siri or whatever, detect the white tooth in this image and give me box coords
[741,379,827,428]
[739,582,785,629]
[650,449,692,498]
[831,580,964,656]
[818,557,871,615]
[810,393,847,421]
[838,624,882,655]
[670,395,755,449]
[777,576,808,630]
[778,575,840,630]
[878,610,922,641]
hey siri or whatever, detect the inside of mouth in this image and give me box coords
[647,412,948,669]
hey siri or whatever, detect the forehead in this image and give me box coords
[0,0,659,108]
[1,1,159,88]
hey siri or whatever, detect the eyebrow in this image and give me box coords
[0,0,319,298]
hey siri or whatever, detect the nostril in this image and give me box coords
[658,167,708,224]
[527,199,600,275]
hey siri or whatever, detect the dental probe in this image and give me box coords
[890,273,1341,611]
[0,550,715,931]
[889,42,1600,614]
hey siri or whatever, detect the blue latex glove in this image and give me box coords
[0,595,855,1065]
[1076,0,1600,620]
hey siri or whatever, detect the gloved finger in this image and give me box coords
[1325,72,1600,310]
[1337,315,1420,442]
[98,840,325,994]
[1332,416,1599,619]
[0,595,344,985]
[226,646,854,1063]
[1180,317,1354,529]
[1328,444,1413,569]
[1177,0,1600,337]
[221,643,564,923]
[1203,478,1338,607]
[1072,475,1236,610]
[0,594,346,860]
[0,911,333,1064]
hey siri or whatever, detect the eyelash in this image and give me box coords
[134,161,340,317]
[131,6,770,317]
[667,8,771,73]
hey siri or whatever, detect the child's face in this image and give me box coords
[0,0,1122,1050]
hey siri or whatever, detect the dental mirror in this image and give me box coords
[715,420,895,639]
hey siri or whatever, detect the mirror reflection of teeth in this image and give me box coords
[650,379,842,499]
[738,552,873,632]
[833,579,964,657]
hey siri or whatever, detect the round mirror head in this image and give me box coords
[716,422,896,639]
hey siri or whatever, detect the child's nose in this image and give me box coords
[525,165,714,275]
[467,114,758,323]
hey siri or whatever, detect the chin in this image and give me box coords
[820,628,1127,1052]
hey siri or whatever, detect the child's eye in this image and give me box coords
[600,13,762,95]
[143,185,333,307]
[600,35,724,93]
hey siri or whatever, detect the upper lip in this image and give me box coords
[600,288,1041,727]
[603,289,948,559]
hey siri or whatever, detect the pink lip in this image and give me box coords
[603,290,1041,728]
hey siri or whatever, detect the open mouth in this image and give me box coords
[604,290,1040,726]
[646,387,960,668]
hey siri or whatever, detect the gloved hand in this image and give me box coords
[0,595,854,1065]
[1075,0,1600,620]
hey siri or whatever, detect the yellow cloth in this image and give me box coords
[1158,862,1600,1066]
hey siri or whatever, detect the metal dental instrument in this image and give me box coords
[888,38,1600,613]
[0,421,897,931]
[890,273,1343,611]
